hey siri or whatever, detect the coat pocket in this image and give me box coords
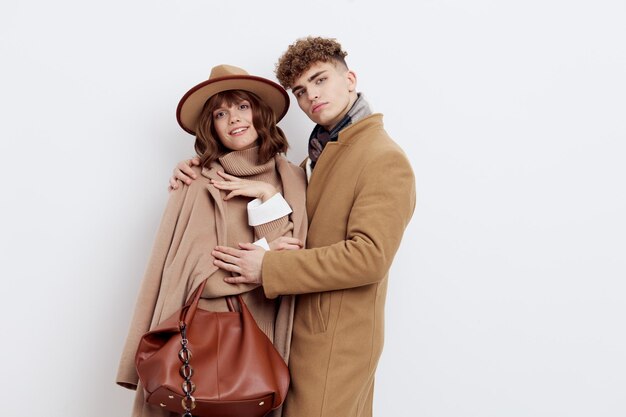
[310,292,331,334]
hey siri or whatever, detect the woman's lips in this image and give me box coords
[229,127,248,136]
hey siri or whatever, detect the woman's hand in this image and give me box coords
[268,236,304,251]
[210,171,278,202]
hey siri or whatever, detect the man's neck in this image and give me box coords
[322,92,359,131]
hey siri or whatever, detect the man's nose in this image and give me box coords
[308,88,320,101]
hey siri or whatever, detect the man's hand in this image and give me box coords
[169,157,200,191]
[213,243,266,284]
[210,171,278,202]
[269,236,304,251]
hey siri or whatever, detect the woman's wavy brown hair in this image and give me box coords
[195,90,288,167]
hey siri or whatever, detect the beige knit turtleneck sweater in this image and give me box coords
[199,147,294,341]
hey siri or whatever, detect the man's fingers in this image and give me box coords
[214,259,241,274]
[169,177,181,189]
[169,157,199,191]
[172,169,192,185]
[214,246,243,257]
[211,250,240,265]
[224,276,254,284]
[177,161,197,179]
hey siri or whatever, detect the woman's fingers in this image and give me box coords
[224,190,243,200]
[269,237,304,251]
[211,180,241,190]
[216,171,238,180]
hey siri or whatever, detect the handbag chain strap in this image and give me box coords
[179,322,196,417]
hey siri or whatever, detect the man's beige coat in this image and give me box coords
[262,114,416,417]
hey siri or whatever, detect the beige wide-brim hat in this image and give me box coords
[176,64,289,135]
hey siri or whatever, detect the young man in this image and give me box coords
[170,37,415,417]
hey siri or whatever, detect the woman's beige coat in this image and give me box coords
[116,155,307,417]
[262,114,416,417]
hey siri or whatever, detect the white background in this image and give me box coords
[1,1,625,416]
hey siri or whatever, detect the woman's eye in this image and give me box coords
[214,111,225,119]
[239,104,249,110]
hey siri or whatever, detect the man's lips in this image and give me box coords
[312,103,327,113]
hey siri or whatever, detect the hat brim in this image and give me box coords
[176,75,289,135]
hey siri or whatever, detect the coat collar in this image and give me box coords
[336,113,384,146]
[199,155,306,244]
[200,162,223,180]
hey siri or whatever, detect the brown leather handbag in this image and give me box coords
[134,279,290,417]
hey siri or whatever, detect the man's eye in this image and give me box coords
[316,77,326,84]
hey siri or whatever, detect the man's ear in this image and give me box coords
[346,70,357,92]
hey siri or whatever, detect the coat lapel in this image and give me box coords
[275,156,307,241]
[306,142,345,221]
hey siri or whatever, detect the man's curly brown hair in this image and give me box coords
[275,37,348,89]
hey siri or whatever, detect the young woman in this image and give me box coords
[116,64,307,417]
